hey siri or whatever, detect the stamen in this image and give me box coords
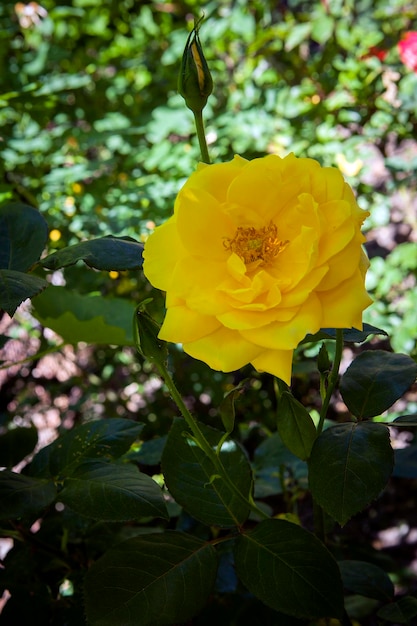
[223,221,288,266]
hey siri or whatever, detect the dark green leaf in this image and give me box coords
[162,418,252,528]
[219,383,245,434]
[84,531,217,626]
[0,270,48,316]
[28,418,144,478]
[340,351,417,418]
[125,436,167,465]
[393,414,417,427]
[338,560,394,601]
[301,324,388,345]
[253,432,308,498]
[234,519,343,619]
[377,596,417,623]
[134,303,168,365]
[0,203,48,271]
[0,427,38,468]
[59,460,167,521]
[0,471,57,519]
[32,286,136,345]
[393,446,417,478]
[277,392,317,460]
[317,343,331,373]
[309,422,394,525]
[41,236,143,271]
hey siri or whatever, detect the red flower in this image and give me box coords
[398,31,417,73]
[360,46,387,61]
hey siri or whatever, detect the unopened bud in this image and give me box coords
[178,16,213,113]
[134,301,168,366]
[317,343,331,374]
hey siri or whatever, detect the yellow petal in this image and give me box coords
[171,258,230,315]
[159,305,221,343]
[251,348,294,384]
[186,155,247,203]
[279,266,329,307]
[183,327,263,371]
[319,269,373,328]
[241,294,322,350]
[143,217,186,291]
[317,219,355,266]
[217,305,298,330]
[310,166,346,203]
[317,235,362,291]
[176,187,235,260]
[219,267,283,307]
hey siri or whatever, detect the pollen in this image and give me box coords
[223,221,288,266]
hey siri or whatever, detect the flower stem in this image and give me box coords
[193,109,211,164]
[154,359,268,520]
[317,329,344,436]
[313,330,344,542]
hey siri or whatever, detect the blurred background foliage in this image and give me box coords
[0,0,416,424]
[1,1,417,622]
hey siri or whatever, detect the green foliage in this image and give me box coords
[340,350,417,418]
[1,0,417,624]
[276,391,316,461]
[84,532,218,626]
[234,519,344,619]
[0,203,48,315]
[338,560,395,603]
[162,418,252,528]
[309,422,394,526]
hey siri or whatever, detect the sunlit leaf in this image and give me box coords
[32,286,136,345]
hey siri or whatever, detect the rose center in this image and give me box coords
[223,221,288,266]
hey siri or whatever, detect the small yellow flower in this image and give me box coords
[335,153,363,177]
[143,154,372,384]
[49,229,61,242]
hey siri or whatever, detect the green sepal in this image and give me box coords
[133,301,168,367]
[317,343,331,373]
[178,16,213,113]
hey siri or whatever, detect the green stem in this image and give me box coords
[193,109,211,164]
[154,359,268,520]
[316,329,344,436]
[313,330,344,542]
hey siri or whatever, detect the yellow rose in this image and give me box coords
[143,154,372,384]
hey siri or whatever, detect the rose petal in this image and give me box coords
[183,327,263,371]
[320,269,373,328]
[241,294,322,350]
[251,348,294,384]
[143,217,186,291]
[159,305,221,343]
